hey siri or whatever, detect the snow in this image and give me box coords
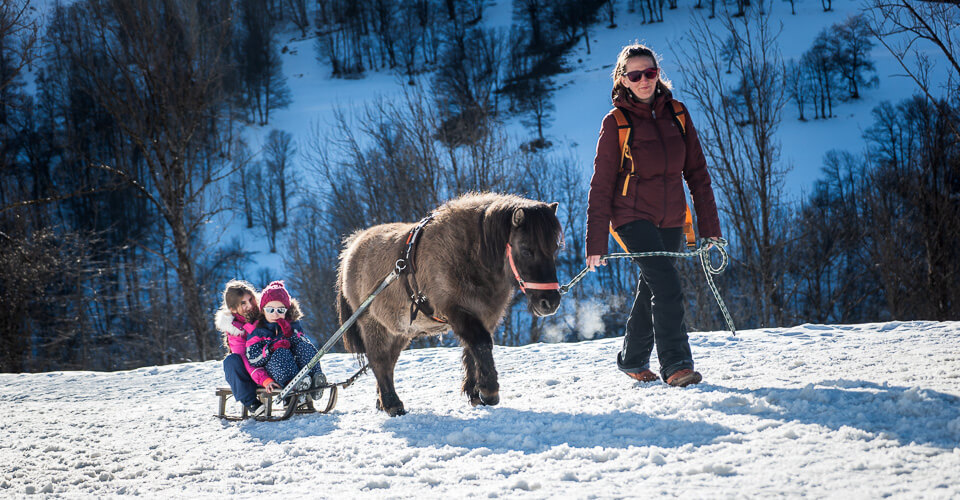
[4,321,959,497]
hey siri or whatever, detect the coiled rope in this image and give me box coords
[559,238,736,336]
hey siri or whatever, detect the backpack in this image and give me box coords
[608,101,696,251]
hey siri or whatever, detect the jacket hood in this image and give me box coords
[215,309,245,336]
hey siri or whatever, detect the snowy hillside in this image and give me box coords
[3,321,959,497]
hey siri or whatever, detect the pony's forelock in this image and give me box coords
[478,200,562,269]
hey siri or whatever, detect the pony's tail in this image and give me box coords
[337,273,366,364]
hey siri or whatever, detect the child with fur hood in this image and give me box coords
[215,280,268,412]
[245,281,325,396]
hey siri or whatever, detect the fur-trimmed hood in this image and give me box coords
[215,308,245,336]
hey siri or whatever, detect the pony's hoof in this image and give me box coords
[378,397,405,416]
[478,390,499,406]
[468,393,483,407]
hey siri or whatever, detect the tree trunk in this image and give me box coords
[172,223,210,361]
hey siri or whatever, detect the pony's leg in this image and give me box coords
[460,348,482,406]
[360,318,408,417]
[448,310,500,406]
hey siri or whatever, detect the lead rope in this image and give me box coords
[559,239,737,336]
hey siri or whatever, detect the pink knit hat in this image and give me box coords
[259,280,291,309]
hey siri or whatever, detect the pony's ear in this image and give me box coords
[548,202,559,214]
[512,208,525,227]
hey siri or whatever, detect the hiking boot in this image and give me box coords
[666,369,702,387]
[625,369,660,383]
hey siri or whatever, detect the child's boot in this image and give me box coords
[311,371,327,400]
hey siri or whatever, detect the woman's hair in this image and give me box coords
[610,43,673,102]
[221,279,258,314]
[216,279,258,348]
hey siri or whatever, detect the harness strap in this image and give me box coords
[399,214,447,324]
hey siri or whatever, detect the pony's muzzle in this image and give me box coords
[530,290,561,316]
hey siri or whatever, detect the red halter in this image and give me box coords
[505,243,560,294]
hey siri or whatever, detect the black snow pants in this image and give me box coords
[614,219,694,379]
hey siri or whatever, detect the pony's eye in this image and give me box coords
[521,247,533,258]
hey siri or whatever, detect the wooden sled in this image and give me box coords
[216,384,339,422]
[216,365,367,422]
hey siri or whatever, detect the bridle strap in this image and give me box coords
[505,243,560,293]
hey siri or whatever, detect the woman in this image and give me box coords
[585,44,722,387]
[214,279,276,413]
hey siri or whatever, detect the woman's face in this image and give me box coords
[621,55,658,103]
[232,293,258,320]
[263,300,287,323]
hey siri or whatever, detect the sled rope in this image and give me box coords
[559,238,737,336]
[276,268,400,404]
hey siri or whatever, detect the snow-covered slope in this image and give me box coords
[3,321,959,497]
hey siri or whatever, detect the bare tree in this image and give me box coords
[517,76,555,147]
[861,97,960,320]
[0,225,100,372]
[602,0,617,27]
[515,0,547,50]
[283,0,310,37]
[237,0,291,124]
[250,161,283,252]
[263,129,295,227]
[784,58,807,120]
[785,151,879,324]
[784,0,797,15]
[0,0,38,97]
[1,0,39,210]
[67,0,238,361]
[802,31,838,118]
[834,14,877,99]
[865,0,960,141]
[231,141,257,228]
[678,0,791,328]
[371,0,398,69]
[395,1,427,84]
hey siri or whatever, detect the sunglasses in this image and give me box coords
[263,306,288,315]
[624,68,659,82]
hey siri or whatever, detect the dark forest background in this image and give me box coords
[1,0,957,372]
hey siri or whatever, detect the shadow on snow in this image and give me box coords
[704,379,960,449]
[381,408,732,453]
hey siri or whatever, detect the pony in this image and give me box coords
[337,192,563,416]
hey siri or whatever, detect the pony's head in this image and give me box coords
[482,200,563,316]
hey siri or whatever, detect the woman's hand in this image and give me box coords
[586,255,606,272]
[700,237,723,250]
[264,381,281,393]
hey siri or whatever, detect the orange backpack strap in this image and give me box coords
[670,100,696,247]
[669,100,687,138]
[611,107,635,196]
[682,205,696,248]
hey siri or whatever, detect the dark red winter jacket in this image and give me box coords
[585,90,722,256]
